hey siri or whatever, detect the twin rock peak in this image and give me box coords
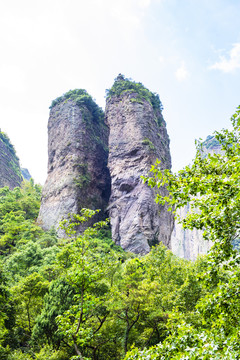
[38,75,209,258]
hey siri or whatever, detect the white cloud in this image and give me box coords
[210,43,240,73]
[139,0,152,9]
[107,0,152,31]
[175,62,189,81]
[0,65,26,93]
[158,55,165,64]
[110,2,141,30]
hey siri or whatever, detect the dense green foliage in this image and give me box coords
[106,74,163,112]
[0,183,206,359]
[49,89,104,123]
[136,106,240,359]
[1,107,240,359]
[0,181,42,254]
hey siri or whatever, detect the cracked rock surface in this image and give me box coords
[38,98,110,235]
[105,91,173,254]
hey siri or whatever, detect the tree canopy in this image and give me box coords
[130,105,240,359]
[0,107,240,359]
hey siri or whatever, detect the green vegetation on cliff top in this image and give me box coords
[0,131,18,159]
[106,74,163,111]
[50,89,104,123]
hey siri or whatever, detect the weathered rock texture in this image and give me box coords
[171,136,221,260]
[105,77,173,254]
[38,91,110,234]
[0,131,22,189]
[171,204,213,260]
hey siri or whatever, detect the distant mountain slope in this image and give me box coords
[0,131,22,189]
[21,167,32,181]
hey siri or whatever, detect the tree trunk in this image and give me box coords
[72,335,84,360]
[124,325,129,355]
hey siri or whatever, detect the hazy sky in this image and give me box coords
[1,0,240,184]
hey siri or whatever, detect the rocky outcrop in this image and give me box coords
[39,77,223,258]
[171,204,213,260]
[171,136,222,260]
[201,135,223,156]
[21,168,32,181]
[38,90,110,235]
[0,131,22,189]
[105,75,173,254]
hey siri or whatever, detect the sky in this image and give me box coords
[0,0,240,184]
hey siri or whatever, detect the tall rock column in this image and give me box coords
[105,75,173,254]
[38,90,110,234]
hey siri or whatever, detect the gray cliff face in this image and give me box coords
[171,205,213,260]
[171,136,222,260]
[105,90,173,254]
[0,132,22,189]
[38,97,110,234]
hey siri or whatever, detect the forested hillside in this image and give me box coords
[0,106,240,359]
[0,180,202,359]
